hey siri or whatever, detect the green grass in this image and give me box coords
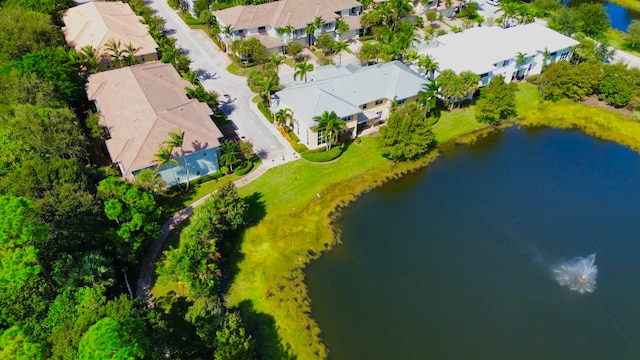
[152,80,640,360]
[608,0,640,13]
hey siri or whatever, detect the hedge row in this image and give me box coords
[234,161,254,176]
[300,146,343,162]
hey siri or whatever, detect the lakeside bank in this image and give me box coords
[224,83,640,358]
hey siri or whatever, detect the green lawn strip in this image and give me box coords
[517,99,640,150]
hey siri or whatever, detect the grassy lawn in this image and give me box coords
[152,80,640,360]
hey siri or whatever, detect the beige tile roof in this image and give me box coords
[246,34,284,50]
[214,0,361,30]
[341,15,362,30]
[86,62,223,173]
[62,1,158,61]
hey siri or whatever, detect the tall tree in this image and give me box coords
[0,196,47,291]
[274,108,293,128]
[0,8,64,63]
[312,111,346,151]
[378,102,436,161]
[78,316,150,359]
[164,129,190,192]
[152,144,181,188]
[294,58,314,82]
[219,140,240,171]
[418,80,442,115]
[104,38,127,68]
[475,75,517,123]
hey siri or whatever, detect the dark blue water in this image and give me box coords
[307,128,640,359]
[605,2,640,32]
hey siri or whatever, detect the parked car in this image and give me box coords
[487,0,499,5]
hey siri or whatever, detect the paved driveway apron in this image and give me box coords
[146,0,294,159]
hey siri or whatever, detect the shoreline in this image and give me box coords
[245,99,640,358]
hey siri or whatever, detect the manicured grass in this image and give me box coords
[153,79,640,360]
[225,90,540,357]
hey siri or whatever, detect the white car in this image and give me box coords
[486,0,499,5]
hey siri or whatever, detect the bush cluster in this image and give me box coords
[301,146,343,162]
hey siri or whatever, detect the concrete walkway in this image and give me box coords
[136,1,303,303]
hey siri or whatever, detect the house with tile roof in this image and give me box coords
[272,61,426,150]
[63,1,158,72]
[86,62,224,186]
[421,23,579,86]
[213,0,363,53]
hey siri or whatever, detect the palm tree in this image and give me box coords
[182,69,200,85]
[269,54,284,72]
[123,42,140,66]
[418,80,441,115]
[274,108,293,128]
[333,40,349,65]
[418,54,439,79]
[105,38,127,68]
[313,16,324,42]
[542,47,553,68]
[389,0,413,30]
[257,76,279,106]
[313,111,346,151]
[78,44,100,74]
[294,58,314,82]
[306,23,316,46]
[516,51,527,66]
[336,18,350,40]
[459,70,480,104]
[164,129,190,191]
[277,24,294,44]
[219,140,239,171]
[134,169,165,194]
[152,144,181,188]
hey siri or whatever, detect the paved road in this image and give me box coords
[146,0,296,163]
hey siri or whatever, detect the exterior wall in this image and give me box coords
[139,147,221,186]
[340,29,360,41]
[359,98,388,112]
[100,52,159,72]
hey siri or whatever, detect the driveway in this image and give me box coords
[146,0,296,164]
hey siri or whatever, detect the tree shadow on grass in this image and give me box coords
[236,300,297,360]
[244,191,267,226]
[155,292,209,359]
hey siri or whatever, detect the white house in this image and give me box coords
[272,61,427,150]
[86,62,224,186]
[421,23,579,86]
[213,0,363,53]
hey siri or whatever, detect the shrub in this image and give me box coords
[301,146,342,162]
[257,102,274,123]
[234,161,254,175]
[192,170,223,185]
[220,166,229,174]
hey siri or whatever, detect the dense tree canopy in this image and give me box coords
[475,75,517,124]
[378,102,436,161]
[0,8,64,63]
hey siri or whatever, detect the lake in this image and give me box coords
[567,0,640,32]
[605,2,640,32]
[306,128,640,359]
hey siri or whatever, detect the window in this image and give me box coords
[397,99,406,105]
[560,52,569,60]
[203,152,207,157]
[238,29,245,38]
[362,103,368,109]
[294,29,305,38]
[503,59,510,66]
[375,99,383,105]
[258,26,266,34]
[317,129,327,145]
[141,54,145,62]
[341,115,351,122]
